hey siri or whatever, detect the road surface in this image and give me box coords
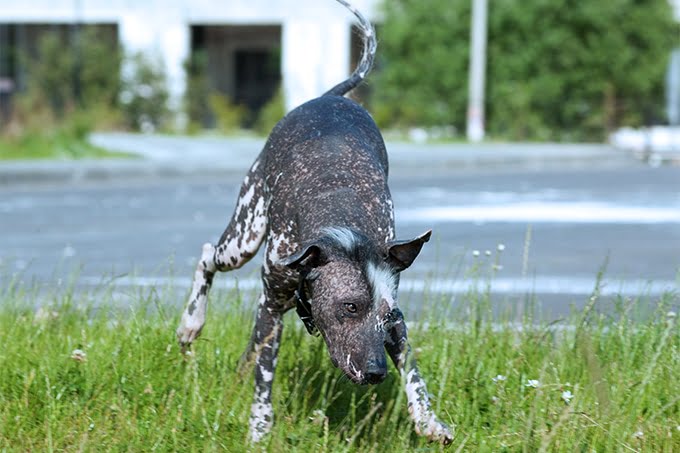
[1,142,678,319]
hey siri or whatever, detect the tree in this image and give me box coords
[374,0,678,141]
[372,0,470,129]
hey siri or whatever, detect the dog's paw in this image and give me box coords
[416,414,454,446]
[427,419,454,446]
[176,314,205,349]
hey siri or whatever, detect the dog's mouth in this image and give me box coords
[338,354,388,385]
[338,354,365,384]
[329,352,364,384]
[328,345,390,385]
[344,369,387,386]
[346,370,366,385]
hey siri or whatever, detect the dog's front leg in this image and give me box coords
[386,318,454,445]
[176,157,267,349]
[176,243,216,349]
[247,295,284,443]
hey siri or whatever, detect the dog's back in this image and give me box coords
[266,94,388,169]
[261,94,394,244]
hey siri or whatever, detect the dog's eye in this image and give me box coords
[344,302,357,313]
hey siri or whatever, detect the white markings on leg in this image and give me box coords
[264,231,293,275]
[248,312,283,443]
[176,243,216,347]
[215,158,268,271]
[249,399,274,443]
[401,351,454,445]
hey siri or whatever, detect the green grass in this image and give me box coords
[0,132,125,160]
[0,277,678,452]
[0,110,130,160]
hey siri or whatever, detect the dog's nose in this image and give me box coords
[365,360,387,384]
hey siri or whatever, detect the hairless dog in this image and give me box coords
[176,0,453,445]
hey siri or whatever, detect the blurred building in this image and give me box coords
[2,0,680,126]
[0,0,378,123]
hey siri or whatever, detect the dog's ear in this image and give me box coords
[280,243,326,271]
[384,230,432,272]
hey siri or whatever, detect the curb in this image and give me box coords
[0,160,249,188]
[0,135,637,188]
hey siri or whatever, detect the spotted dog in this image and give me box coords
[176,0,453,445]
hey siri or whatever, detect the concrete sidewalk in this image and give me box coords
[0,132,635,187]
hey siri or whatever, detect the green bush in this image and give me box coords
[374,0,679,141]
[23,33,75,116]
[19,27,121,118]
[119,53,170,132]
[77,28,123,111]
[208,93,247,133]
[0,28,126,159]
[183,51,212,133]
[254,86,286,135]
[372,0,470,130]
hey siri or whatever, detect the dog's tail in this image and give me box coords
[324,0,377,97]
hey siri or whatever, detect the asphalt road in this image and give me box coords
[1,151,678,319]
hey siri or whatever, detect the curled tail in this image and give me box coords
[324,0,377,97]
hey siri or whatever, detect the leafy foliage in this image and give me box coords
[120,53,170,132]
[374,0,678,140]
[183,51,213,133]
[254,85,286,135]
[372,0,471,129]
[208,93,248,133]
[20,27,122,117]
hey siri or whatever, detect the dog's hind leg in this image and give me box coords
[386,319,454,445]
[246,290,284,443]
[176,158,268,348]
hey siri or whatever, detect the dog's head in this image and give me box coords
[281,227,430,385]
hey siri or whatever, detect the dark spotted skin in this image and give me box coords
[261,95,394,301]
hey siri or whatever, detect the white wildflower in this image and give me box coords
[484,250,492,257]
[492,374,507,383]
[491,396,500,404]
[472,250,480,257]
[70,349,87,362]
[310,409,326,425]
[667,311,676,319]
[62,245,76,258]
[561,390,574,404]
[525,379,540,388]
[632,431,643,439]
[497,243,506,252]
[34,306,59,324]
